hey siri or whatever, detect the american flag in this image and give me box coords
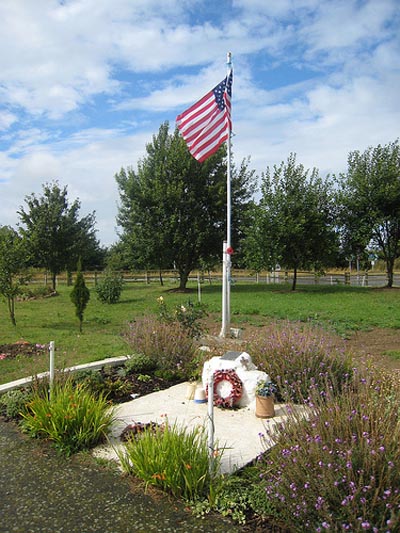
[176,70,233,163]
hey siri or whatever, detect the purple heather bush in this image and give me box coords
[124,315,196,376]
[247,322,354,403]
[257,367,400,531]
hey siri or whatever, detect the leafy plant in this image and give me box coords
[157,296,207,338]
[96,270,124,304]
[20,378,115,456]
[0,388,33,419]
[255,379,277,397]
[124,353,157,374]
[136,373,151,383]
[118,420,223,502]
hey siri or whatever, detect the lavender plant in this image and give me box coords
[257,368,400,531]
[124,315,197,377]
[248,322,353,403]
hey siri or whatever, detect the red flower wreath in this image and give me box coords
[206,369,243,409]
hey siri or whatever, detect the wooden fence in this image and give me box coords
[29,269,398,288]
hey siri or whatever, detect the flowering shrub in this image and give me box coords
[256,368,400,531]
[157,296,207,338]
[248,322,353,403]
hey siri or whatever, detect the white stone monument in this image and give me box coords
[202,351,270,407]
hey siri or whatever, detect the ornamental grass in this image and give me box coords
[20,377,115,456]
[118,421,223,503]
[256,367,400,531]
[248,322,354,403]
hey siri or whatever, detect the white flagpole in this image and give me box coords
[220,52,232,338]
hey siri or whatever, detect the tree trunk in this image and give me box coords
[159,267,164,286]
[291,266,297,291]
[51,272,57,291]
[386,259,394,288]
[7,296,16,326]
[178,269,190,290]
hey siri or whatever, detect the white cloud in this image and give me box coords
[0,110,17,130]
[0,0,399,245]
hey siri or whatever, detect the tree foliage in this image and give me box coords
[0,226,29,325]
[18,182,101,290]
[244,154,338,290]
[116,122,255,289]
[337,140,400,287]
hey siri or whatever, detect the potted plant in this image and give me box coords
[255,379,277,418]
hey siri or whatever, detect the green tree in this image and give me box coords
[70,259,90,332]
[255,154,338,290]
[0,226,29,326]
[18,182,100,290]
[241,201,278,274]
[337,140,400,287]
[116,122,255,290]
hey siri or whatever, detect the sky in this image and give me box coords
[0,0,399,247]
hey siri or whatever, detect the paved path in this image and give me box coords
[0,419,240,533]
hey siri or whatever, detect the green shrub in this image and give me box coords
[157,296,207,338]
[96,271,124,304]
[124,316,197,377]
[198,469,271,525]
[19,285,56,300]
[248,322,353,403]
[20,378,115,456]
[118,421,223,502]
[124,353,157,374]
[70,263,90,332]
[0,388,33,419]
[256,368,400,531]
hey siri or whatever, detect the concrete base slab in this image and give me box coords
[94,382,289,474]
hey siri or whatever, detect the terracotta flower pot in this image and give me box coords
[255,395,275,418]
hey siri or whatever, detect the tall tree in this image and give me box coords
[254,154,338,290]
[116,122,255,290]
[0,226,29,326]
[18,182,100,290]
[337,140,400,287]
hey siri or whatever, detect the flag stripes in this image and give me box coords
[176,70,233,162]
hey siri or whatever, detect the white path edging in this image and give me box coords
[0,355,130,395]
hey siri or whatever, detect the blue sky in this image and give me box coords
[0,0,399,246]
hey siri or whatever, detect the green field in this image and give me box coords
[1,281,399,384]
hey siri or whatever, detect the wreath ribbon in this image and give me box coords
[206,369,243,409]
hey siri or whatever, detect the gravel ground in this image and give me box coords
[0,419,241,533]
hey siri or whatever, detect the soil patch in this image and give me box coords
[0,341,47,360]
[343,328,400,372]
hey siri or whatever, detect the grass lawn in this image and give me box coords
[1,280,400,384]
